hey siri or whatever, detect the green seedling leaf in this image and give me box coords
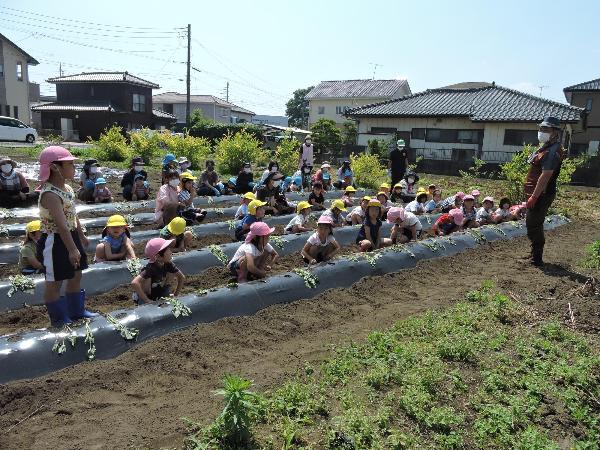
[293,268,319,289]
[269,235,285,250]
[468,229,487,244]
[0,225,9,238]
[208,245,229,265]
[7,275,35,298]
[106,314,139,341]
[226,219,237,230]
[0,208,15,219]
[163,297,192,318]
[364,252,382,267]
[84,320,96,361]
[487,224,507,236]
[126,258,143,277]
[389,244,416,258]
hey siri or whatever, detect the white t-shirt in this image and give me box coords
[476,206,492,222]
[229,242,274,266]
[285,214,307,232]
[307,232,336,247]
[346,205,365,222]
[399,211,423,232]
[404,200,424,214]
[300,144,314,167]
[321,209,344,226]
[235,203,248,218]
[495,207,511,219]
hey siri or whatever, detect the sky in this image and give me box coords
[2,0,599,116]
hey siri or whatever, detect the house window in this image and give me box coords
[503,129,539,146]
[16,62,23,81]
[5,105,10,116]
[13,106,18,119]
[586,98,593,111]
[425,128,482,144]
[221,108,228,117]
[370,127,397,134]
[411,128,425,140]
[90,86,95,96]
[132,93,146,112]
[317,106,325,115]
[0,64,4,77]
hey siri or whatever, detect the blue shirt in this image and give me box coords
[235,214,260,240]
[357,217,382,243]
[103,234,125,253]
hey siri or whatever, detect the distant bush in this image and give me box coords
[128,128,162,165]
[215,130,262,175]
[275,135,301,177]
[89,126,130,162]
[351,152,387,190]
[188,111,263,143]
[158,133,212,170]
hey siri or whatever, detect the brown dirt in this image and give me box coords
[0,222,598,450]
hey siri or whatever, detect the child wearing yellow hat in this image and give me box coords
[341,185,357,208]
[345,196,371,225]
[357,199,392,252]
[320,199,347,227]
[178,171,207,224]
[235,199,266,241]
[235,191,256,220]
[160,217,193,252]
[19,220,44,274]
[379,182,391,196]
[285,201,313,234]
[95,215,136,262]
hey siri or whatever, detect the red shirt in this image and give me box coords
[432,213,454,235]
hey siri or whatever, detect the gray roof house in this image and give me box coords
[563,77,600,155]
[305,79,411,127]
[153,92,255,125]
[345,82,584,169]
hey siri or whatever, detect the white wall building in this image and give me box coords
[0,33,38,125]
[305,79,411,127]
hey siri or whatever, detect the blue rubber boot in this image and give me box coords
[66,289,98,320]
[46,297,73,328]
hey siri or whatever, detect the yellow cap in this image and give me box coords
[361,195,371,202]
[379,183,390,189]
[248,199,267,215]
[331,199,347,212]
[344,186,356,193]
[376,191,389,199]
[296,200,311,213]
[180,171,196,181]
[368,199,382,208]
[167,217,186,235]
[106,214,128,227]
[242,192,256,200]
[25,220,41,233]
[394,182,403,189]
[417,188,428,195]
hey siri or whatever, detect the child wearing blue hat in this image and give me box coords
[93,177,113,203]
[161,153,179,185]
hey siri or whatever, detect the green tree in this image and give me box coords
[341,120,358,146]
[285,86,313,128]
[215,130,263,175]
[311,118,342,156]
[350,152,388,190]
[275,134,301,177]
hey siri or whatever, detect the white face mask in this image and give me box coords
[134,165,143,172]
[243,168,251,173]
[273,180,282,187]
[306,140,312,145]
[180,163,190,170]
[271,166,278,173]
[1,164,12,173]
[169,179,180,188]
[538,131,551,143]
[407,177,415,184]
[90,166,98,174]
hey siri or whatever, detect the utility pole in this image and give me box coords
[59,62,63,77]
[225,82,229,102]
[186,24,191,129]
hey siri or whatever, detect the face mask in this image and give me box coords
[90,167,98,174]
[169,179,180,188]
[273,180,281,187]
[1,164,12,173]
[134,165,143,172]
[537,131,551,143]
[243,168,251,173]
[271,166,278,173]
[407,177,415,184]
[306,140,312,145]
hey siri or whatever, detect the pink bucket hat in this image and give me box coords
[455,191,466,200]
[38,146,78,182]
[449,208,464,225]
[145,238,174,262]
[471,189,481,197]
[463,195,475,202]
[386,207,405,224]
[317,215,334,226]
[483,196,494,204]
[245,221,275,243]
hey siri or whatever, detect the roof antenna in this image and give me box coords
[368,63,382,80]
[538,85,549,97]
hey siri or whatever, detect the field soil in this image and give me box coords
[0,220,598,449]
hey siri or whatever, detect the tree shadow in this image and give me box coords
[541,263,590,284]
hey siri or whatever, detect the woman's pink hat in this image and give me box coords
[38,146,78,182]
[245,221,275,243]
[455,191,466,200]
[145,237,174,262]
[386,207,405,224]
[449,208,464,225]
[317,215,334,226]
[463,195,475,201]
[483,196,494,203]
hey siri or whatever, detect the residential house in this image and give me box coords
[345,82,584,174]
[252,114,289,127]
[305,79,411,127]
[31,72,176,141]
[152,92,255,125]
[0,33,39,124]
[564,78,600,155]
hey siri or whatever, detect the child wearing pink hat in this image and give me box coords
[228,222,279,282]
[476,197,495,225]
[36,146,96,327]
[433,208,463,236]
[440,191,465,213]
[471,189,481,208]
[461,195,479,228]
[387,207,423,243]
[301,215,341,264]
[131,238,184,303]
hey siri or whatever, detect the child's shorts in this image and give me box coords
[37,230,89,282]
[133,285,170,304]
[400,227,422,240]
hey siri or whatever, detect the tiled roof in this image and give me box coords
[31,102,119,112]
[0,33,38,65]
[46,72,159,89]
[346,85,584,123]
[564,78,600,92]
[152,109,176,119]
[153,92,255,115]
[305,79,410,99]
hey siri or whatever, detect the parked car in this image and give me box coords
[0,116,37,143]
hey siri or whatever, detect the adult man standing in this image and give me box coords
[299,136,314,170]
[524,116,564,266]
[388,139,409,187]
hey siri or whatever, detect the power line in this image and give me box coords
[0,5,184,32]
